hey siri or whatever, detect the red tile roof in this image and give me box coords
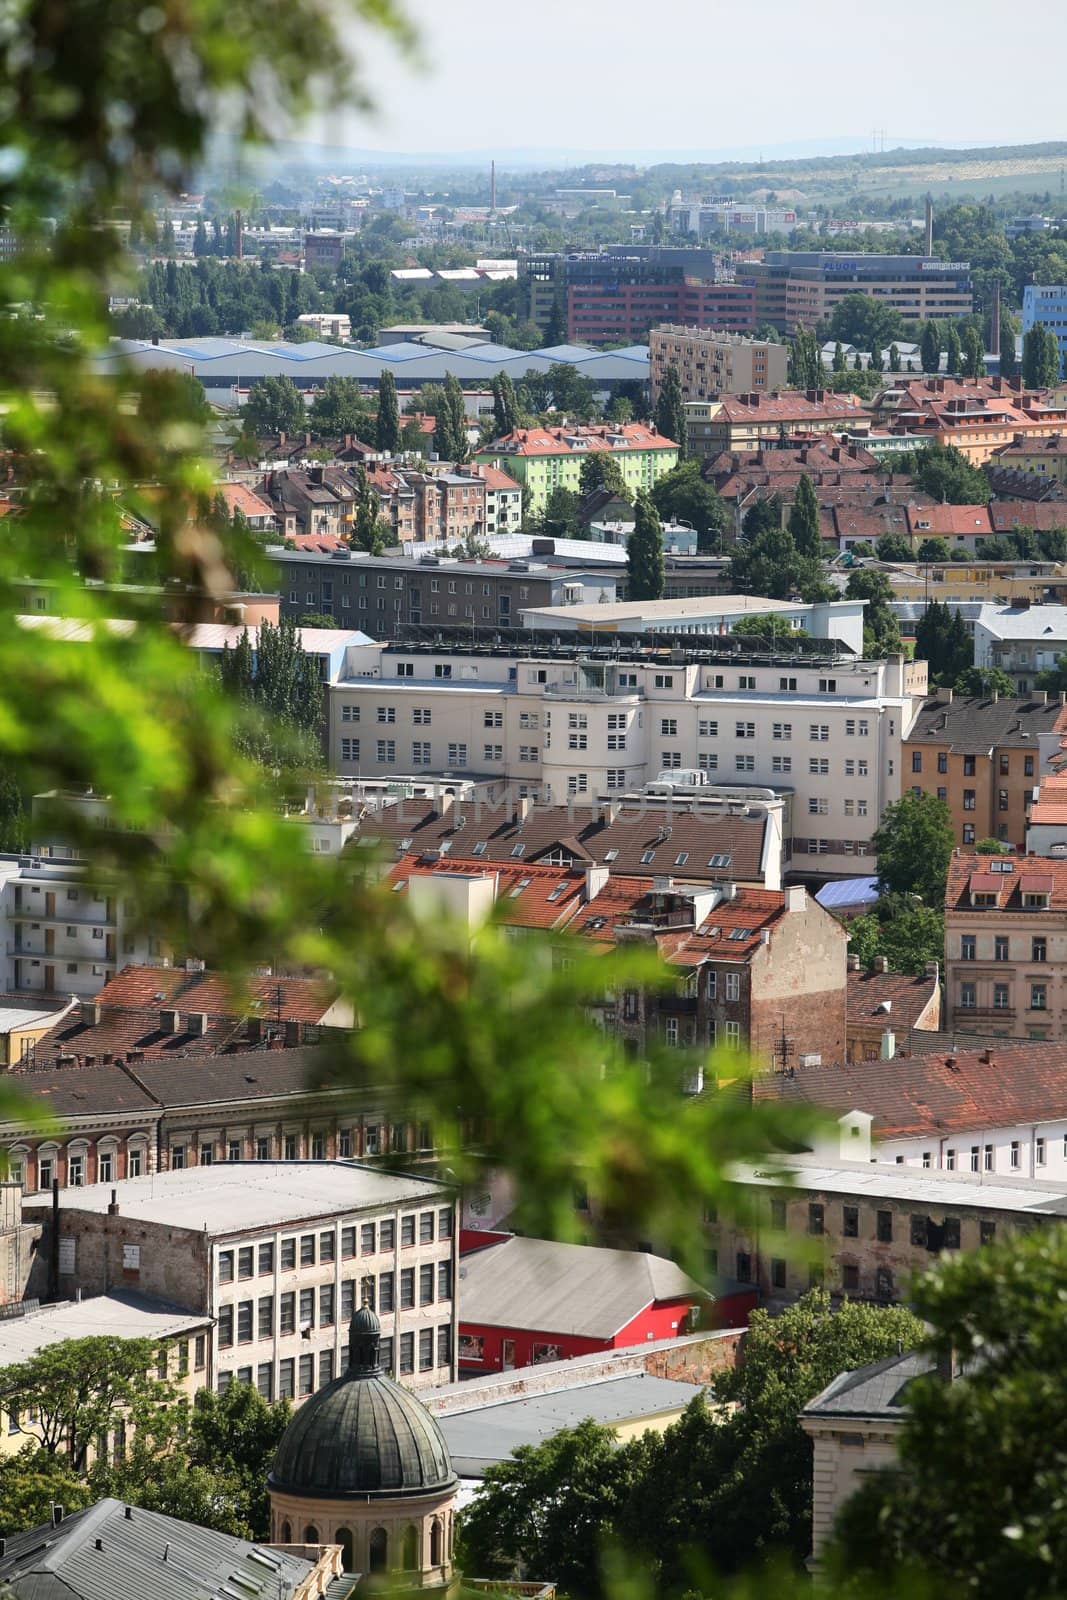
[214,482,275,521]
[754,1039,1067,1140]
[846,968,940,1030]
[945,851,1067,912]
[86,965,335,1023]
[481,422,678,457]
[711,391,871,424]
[388,856,588,930]
[906,504,994,537]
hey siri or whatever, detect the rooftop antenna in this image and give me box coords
[772,1014,795,1076]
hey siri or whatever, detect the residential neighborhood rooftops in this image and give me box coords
[458,1235,706,1340]
[975,602,1067,639]
[24,1161,451,1233]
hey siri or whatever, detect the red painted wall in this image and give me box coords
[459,1297,703,1373]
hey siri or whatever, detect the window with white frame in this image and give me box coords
[376,740,396,763]
[412,742,431,765]
[698,719,718,738]
[772,755,791,773]
[809,758,829,775]
[447,743,468,766]
[341,739,359,761]
[736,754,755,772]
[810,724,829,742]
[413,707,431,725]
[376,706,396,724]
[772,723,791,740]
[725,971,740,1002]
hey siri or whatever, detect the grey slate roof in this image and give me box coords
[458,1236,706,1340]
[803,1350,934,1420]
[440,1372,704,1476]
[0,1496,313,1599]
[906,694,1066,751]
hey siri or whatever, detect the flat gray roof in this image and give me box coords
[0,1291,209,1362]
[733,1156,1067,1217]
[24,1161,451,1237]
[440,1372,702,1475]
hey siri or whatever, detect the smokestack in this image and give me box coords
[490,159,497,214]
[992,277,1001,357]
[235,208,243,261]
[924,194,934,256]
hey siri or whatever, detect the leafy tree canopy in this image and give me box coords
[871,792,955,907]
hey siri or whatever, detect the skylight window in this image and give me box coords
[547,883,568,902]
[641,850,655,864]
[708,853,733,868]
[511,844,526,858]
[510,877,533,897]
[727,927,752,940]
[675,852,689,866]
[472,841,488,856]
[604,849,619,862]
[392,879,406,892]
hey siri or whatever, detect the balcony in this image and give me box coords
[10,907,117,929]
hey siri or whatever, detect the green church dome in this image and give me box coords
[268,1307,457,1501]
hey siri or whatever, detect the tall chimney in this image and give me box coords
[235,208,243,261]
[924,194,934,256]
[490,159,496,214]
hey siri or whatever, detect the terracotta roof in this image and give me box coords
[905,504,994,537]
[572,880,788,962]
[906,695,1067,751]
[992,433,1067,459]
[945,851,1067,912]
[89,965,335,1022]
[988,501,1067,533]
[288,533,349,552]
[1029,770,1067,825]
[471,464,522,492]
[711,391,870,423]
[846,968,940,1030]
[754,1039,1067,1141]
[346,800,771,886]
[387,856,588,930]
[480,422,678,457]
[214,482,275,521]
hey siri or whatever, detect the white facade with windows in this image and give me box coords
[327,643,926,873]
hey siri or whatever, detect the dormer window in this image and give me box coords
[1023,891,1050,909]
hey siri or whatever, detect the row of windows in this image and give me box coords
[219,1324,453,1397]
[959,934,1046,962]
[912,750,1035,778]
[217,1209,452,1280]
[217,1264,454,1345]
[958,981,1048,1011]
[756,1196,997,1246]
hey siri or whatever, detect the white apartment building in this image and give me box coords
[327,641,927,875]
[28,1163,458,1399]
[0,793,161,997]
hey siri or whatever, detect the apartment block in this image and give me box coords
[266,549,618,627]
[902,689,1067,848]
[649,326,788,404]
[944,851,1067,1040]
[1022,284,1067,379]
[475,423,679,515]
[25,1163,458,1397]
[707,1154,1066,1309]
[973,603,1067,694]
[326,636,927,876]
[684,389,872,459]
[0,855,161,998]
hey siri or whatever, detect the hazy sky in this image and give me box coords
[318,0,1067,161]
